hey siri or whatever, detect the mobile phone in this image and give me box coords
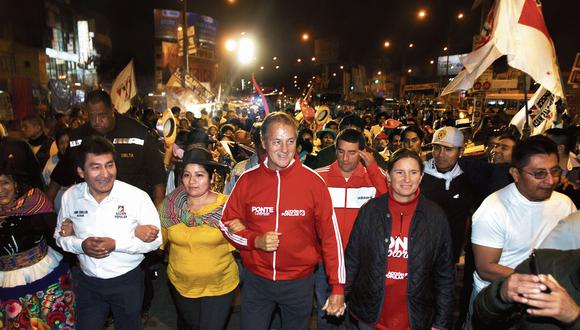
[529,250,551,293]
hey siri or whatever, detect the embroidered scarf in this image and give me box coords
[0,188,53,218]
[158,185,224,228]
[423,158,463,191]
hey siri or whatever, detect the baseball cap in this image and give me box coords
[432,126,464,148]
[383,118,402,129]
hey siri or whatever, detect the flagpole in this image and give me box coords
[522,72,530,138]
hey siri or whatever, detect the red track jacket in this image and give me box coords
[316,161,388,248]
[219,156,346,294]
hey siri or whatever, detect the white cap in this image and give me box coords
[432,126,464,148]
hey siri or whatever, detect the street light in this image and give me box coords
[430,60,435,64]
[408,43,414,48]
[301,33,310,41]
[275,65,280,69]
[407,68,412,73]
[273,56,278,61]
[417,9,427,19]
[311,57,316,62]
[236,36,256,64]
[297,58,302,63]
[225,39,237,52]
[384,41,390,48]
[457,12,464,20]
[443,46,448,51]
[339,65,344,70]
[377,71,382,75]
[293,75,298,79]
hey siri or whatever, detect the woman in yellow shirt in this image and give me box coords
[158,147,239,329]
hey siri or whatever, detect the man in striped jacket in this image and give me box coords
[219,112,346,330]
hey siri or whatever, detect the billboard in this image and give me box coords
[438,54,466,76]
[154,9,218,47]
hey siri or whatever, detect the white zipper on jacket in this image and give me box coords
[273,170,281,281]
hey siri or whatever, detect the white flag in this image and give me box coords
[442,0,563,98]
[509,86,558,136]
[111,60,137,114]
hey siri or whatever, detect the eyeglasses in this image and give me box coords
[519,167,563,180]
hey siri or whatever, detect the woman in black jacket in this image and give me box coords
[345,148,455,329]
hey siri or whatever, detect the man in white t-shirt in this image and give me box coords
[471,135,577,297]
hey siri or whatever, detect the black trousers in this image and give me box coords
[76,266,144,330]
[240,269,314,330]
[169,282,235,330]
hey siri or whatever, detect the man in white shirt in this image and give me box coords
[55,135,161,330]
[470,136,576,320]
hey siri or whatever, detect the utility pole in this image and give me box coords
[182,0,189,76]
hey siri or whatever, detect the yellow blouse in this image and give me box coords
[160,193,239,298]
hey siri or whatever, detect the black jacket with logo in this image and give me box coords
[345,193,455,329]
[50,113,166,194]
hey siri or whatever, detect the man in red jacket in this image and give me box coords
[219,112,346,330]
[315,128,388,329]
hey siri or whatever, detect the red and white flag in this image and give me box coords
[111,60,137,114]
[442,0,563,98]
[510,86,558,135]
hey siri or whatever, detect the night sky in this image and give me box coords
[83,0,579,92]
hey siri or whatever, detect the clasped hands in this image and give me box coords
[59,218,159,258]
[500,273,580,324]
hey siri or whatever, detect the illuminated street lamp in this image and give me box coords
[273,56,278,61]
[311,57,316,62]
[297,58,302,63]
[293,75,298,79]
[417,9,427,19]
[408,43,414,48]
[301,33,310,41]
[275,65,280,69]
[260,66,264,70]
[430,60,435,64]
[236,36,256,64]
[377,71,382,75]
[443,46,448,51]
[457,12,464,20]
[332,72,337,77]
[384,41,390,48]
[225,39,237,52]
[339,65,344,70]
[407,68,412,73]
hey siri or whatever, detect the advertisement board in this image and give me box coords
[437,54,466,76]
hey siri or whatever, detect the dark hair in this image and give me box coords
[186,128,210,147]
[219,124,235,139]
[76,135,116,169]
[510,135,559,169]
[21,114,44,128]
[387,148,424,173]
[339,114,364,132]
[402,125,425,142]
[54,125,71,142]
[171,106,181,115]
[336,128,365,150]
[250,122,262,149]
[85,90,112,108]
[298,128,314,140]
[388,128,404,143]
[545,128,576,154]
[260,112,297,139]
[498,127,520,144]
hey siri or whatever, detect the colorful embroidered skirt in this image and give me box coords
[0,259,75,329]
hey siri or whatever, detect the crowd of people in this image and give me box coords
[1,89,579,330]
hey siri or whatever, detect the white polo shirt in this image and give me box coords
[55,180,162,279]
[471,183,576,294]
